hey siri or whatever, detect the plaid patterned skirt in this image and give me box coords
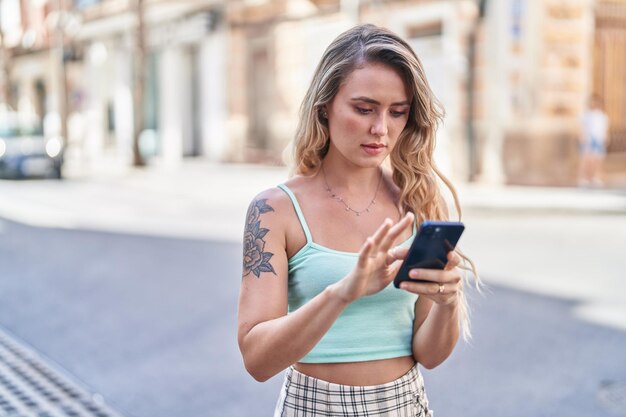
[274,363,433,417]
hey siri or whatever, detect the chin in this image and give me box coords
[354,156,386,169]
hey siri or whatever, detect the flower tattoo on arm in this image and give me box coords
[243,199,277,279]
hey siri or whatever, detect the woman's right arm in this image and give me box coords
[237,189,414,382]
[237,189,351,382]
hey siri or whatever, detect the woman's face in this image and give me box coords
[325,62,411,168]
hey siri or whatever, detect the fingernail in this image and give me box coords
[409,269,420,278]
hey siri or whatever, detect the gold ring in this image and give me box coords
[438,284,445,294]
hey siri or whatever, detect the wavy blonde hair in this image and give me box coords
[289,24,480,339]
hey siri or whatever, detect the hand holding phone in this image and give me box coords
[393,221,465,288]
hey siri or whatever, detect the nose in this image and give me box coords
[370,113,388,137]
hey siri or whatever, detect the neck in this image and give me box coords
[320,152,383,197]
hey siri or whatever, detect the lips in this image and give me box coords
[361,143,386,155]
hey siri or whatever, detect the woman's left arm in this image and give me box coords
[397,251,462,369]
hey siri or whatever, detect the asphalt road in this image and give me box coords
[1,216,625,417]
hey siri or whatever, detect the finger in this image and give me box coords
[385,246,400,266]
[384,212,414,245]
[390,246,410,260]
[370,218,393,253]
[385,249,396,266]
[399,280,459,296]
[408,268,460,284]
[444,250,462,271]
[380,212,414,252]
[357,238,374,268]
[386,246,409,265]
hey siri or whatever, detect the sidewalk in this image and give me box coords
[1,159,625,241]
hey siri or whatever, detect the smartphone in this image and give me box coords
[393,221,465,288]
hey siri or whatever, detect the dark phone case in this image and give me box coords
[393,221,465,288]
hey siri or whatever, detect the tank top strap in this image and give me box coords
[277,184,313,244]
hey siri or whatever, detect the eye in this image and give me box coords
[390,109,408,118]
[355,107,373,115]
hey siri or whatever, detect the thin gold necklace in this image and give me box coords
[321,165,383,216]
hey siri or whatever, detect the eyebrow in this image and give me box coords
[351,96,411,106]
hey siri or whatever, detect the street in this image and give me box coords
[1,202,625,416]
[2,0,626,415]
[0,217,281,417]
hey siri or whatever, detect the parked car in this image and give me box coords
[0,109,63,179]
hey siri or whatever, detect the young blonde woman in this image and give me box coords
[238,24,477,416]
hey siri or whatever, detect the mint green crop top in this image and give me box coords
[277,184,418,364]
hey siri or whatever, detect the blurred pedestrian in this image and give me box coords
[578,94,610,187]
[237,24,478,417]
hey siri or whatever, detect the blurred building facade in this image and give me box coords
[0,0,226,170]
[481,0,626,185]
[1,0,625,185]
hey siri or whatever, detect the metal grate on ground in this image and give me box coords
[0,327,126,417]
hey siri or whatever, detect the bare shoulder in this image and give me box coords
[246,186,293,230]
[249,186,291,209]
[282,173,318,194]
[245,183,313,239]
